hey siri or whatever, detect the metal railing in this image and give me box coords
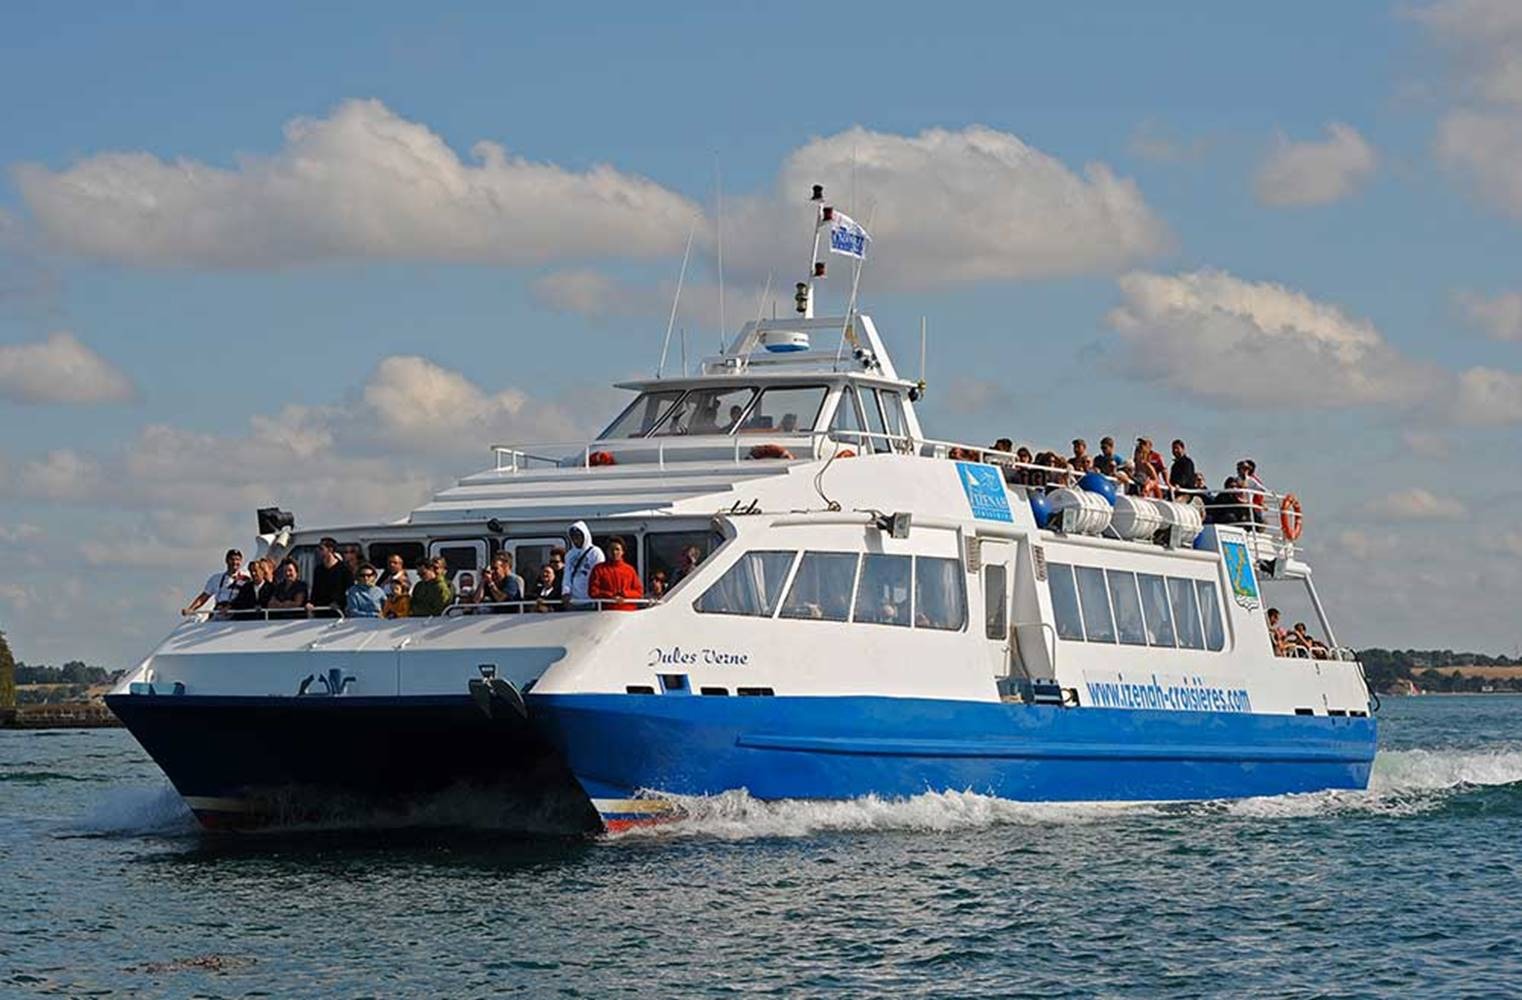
[181,596,660,624]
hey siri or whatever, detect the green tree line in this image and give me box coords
[1359,648,1522,693]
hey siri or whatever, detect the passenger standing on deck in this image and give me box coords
[588,538,643,610]
[562,521,605,607]
[531,564,561,612]
[408,559,452,617]
[345,563,386,618]
[308,537,353,613]
[1093,437,1120,478]
[1238,459,1267,529]
[377,553,412,593]
[267,558,309,618]
[183,548,249,617]
[1169,440,1197,500]
[1070,438,1089,468]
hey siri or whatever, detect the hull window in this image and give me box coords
[780,552,859,622]
[1075,566,1117,643]
[854,554,912,627]
[1196,580,1226,651]
[983,564,1009,640]
[1137,573,1177,648]
[914,556,967,631]
[1106,570,1149,646]
[1168,578,1206,650]
[695,550,797,618]
[1047,563,1086,641]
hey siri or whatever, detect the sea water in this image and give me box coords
[3,696,1520,997]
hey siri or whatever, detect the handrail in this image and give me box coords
[442,597,659,616]
[180,597,661,624]
[182,605,347,622]
[1011,620,1058,676]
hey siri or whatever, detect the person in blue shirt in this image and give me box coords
[345,563,387,618]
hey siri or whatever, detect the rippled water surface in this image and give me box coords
[4,696,1522,997]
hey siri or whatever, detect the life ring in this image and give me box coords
[1280,494,1304,541]
[834,448,856,459]
[749,443,794,460]
[588,450,616,467]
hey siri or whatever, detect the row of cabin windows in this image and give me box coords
[599,382,912,453]
[695,550,967,631]
[1048,563,1227,652]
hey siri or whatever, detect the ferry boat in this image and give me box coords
[106,190,1377,832]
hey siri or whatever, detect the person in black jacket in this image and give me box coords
[308,537,353,614]
[1169,439,1197,501]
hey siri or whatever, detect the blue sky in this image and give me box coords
[3,1,1521,664]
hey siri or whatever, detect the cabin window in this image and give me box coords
[651,386,757,437]
[1047,563,1086,641]
[1196,580,1226,652]
[860,388,891,453]
[600,390,685,439]
[983,564,1008,640]
[1106,570,1149,646]
[914,556,966,631]
[879,391,910,450]
[1168,577,1206,650]
[694,550,796,618]
[1136,573,1177,647]
[1075,566,1117,643]
[645,530,722,592]
[744,386,828,434]
[779,552,858,622]
[829,386,867,447]
[854,554,912,627]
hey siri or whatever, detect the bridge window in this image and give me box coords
[860,388,891,453]
[600,390,685,439]
[914,556,966,631]
[1136,573,1177,647]
[743,385,828,434]
[780,552,858,622]
[854,554,912,627]
[651,386,757,437]
[694,550,797,618]
[1047,563,1085,640]
[1075,566,1116,643]
[1195,580,1226,652]
[1169,577,1206,650]
[1106,570,1148,646]
[829,386,867,446]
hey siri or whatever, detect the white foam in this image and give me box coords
[68,783,198,838]
[609,746,1522,841]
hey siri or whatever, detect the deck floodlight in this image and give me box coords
[814,261,827,277]
[486,518,505,534]
[822,206,834,221]
[810,184,824,201]
[794,282,809,314]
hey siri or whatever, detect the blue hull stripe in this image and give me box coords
[530,693,1378,804]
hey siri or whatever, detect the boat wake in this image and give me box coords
[612,746,1522,841]
[69,783,200,839]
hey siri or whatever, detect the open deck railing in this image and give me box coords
[181,597,658,623]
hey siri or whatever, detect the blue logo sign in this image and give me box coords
[956,462,1013,523]
[1221,540,1259,609]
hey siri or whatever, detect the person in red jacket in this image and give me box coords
[587,538,643,610]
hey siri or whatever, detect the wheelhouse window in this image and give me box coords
[1168,577,1206,650]
[1196,579,1227,652]
[1136,573,1177,647]
[779,552,858,622]
[914,556,966,631]
[879,391,911,450]
[600,390,684,439]
[853,554,912,627]
[1047,563,1085,641]
[741,385,828,434]
[1106,570,1148,646]
[651,386,757,437]
[694,551,797,618]
[1075,566,1116,643]
[860,388,891,453]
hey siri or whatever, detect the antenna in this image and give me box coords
[715,154,726,351]
[681,327,688,376]
[657,217,697,378]
[920,316,927,383]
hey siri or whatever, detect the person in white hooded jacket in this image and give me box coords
[562,520,605,607]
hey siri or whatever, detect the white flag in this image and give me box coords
[827,211,870,259]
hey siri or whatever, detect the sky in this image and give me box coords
[2,1,1521,665]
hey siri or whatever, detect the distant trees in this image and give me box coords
[1360,648,1522,693]
[13,661,119,686]
[0,629,14,711]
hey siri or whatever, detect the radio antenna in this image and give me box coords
[715,154,726,351]
[657,216,697,378]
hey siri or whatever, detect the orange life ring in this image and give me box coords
[835,448,856,459]
[588,450,616,467]
[748,443,794,460]
[1280,494,1303,541]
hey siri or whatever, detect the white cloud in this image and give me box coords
[1333,530,1400,561]
[1253,123,1377,207]
[1435,109,1522,217]
[13,98,700,268]
[1452,366,1522,423]
[727,125,1169,289]
[1364,487,1467,520]
[1401,429,1450,458]
[1455,289,1522,340]
[17,449,104,500]
[1106,269,1437,408]
[1501,531,1522,557]
[1413,0,1522,106]
[942,377,1014,415]
[0,523,42,544]
[0,332,136,404]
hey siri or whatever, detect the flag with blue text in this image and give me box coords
[827,211,870,259]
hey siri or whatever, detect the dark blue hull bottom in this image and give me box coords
[528,694,1378,818]
[105,694,599,832]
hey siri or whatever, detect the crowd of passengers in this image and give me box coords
[1265,607,1331,659]
[182,522,708,621]
[959,435,1271,526]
